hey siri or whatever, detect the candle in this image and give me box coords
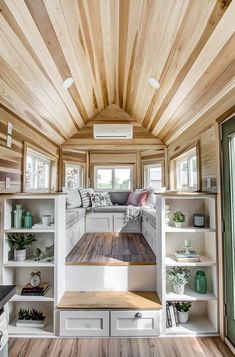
[184,239,191,248]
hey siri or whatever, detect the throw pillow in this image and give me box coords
[62,187,82,209]
[91,192,113,208]
[126,192,141,206]
[79,188,93,208]
[135,189,154,207]
[138,191,151,206]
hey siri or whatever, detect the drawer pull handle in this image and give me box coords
[135,312,142,319]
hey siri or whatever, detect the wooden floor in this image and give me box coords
[66,233,156,265]
[9,337,234,357]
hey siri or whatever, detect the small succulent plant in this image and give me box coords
[18,308,45,321]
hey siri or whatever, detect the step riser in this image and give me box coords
[65,266,156,291]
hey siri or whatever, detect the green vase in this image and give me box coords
[194,271,207,294]
[24,211,33,229]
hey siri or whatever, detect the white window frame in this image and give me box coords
[94,166,133,191]
[144,163,163,189]
[25,148,51,192]
[64,163,83,188]
[175,147,198,191]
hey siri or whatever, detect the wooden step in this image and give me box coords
[57,291,162,310]
[65,265,156,291]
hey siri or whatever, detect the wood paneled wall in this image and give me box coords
[0,105,59,193]
[60,150,87,189]
[89,151,138,189]
[89,150,166,189]
[168,124,218,192]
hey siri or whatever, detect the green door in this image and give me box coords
[222,116,235,346]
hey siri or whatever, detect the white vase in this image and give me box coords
[175,222,182,228]
[14,249,26,261]
[173,284,185,294]
[177,310,189,324]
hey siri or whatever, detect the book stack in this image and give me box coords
[166,302,179,328]
[32,222,53,229]
[21,282,49,296]
[174,250,201,262]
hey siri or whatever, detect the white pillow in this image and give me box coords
[62,187,82,209]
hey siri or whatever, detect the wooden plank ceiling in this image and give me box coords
[0,0,234,146]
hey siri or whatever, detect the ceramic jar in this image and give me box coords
[14,204,23,229]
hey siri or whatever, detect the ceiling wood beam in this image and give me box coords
[151,0,235,137]
[144,0,230,132]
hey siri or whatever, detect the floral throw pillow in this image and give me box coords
[91,192,113,208]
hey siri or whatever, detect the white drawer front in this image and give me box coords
[86,216,112,232]
[111,310,160,337]
[113,217,125,232]
[60,311,109,337]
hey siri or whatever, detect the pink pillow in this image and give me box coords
[126,192,141,206]
[138,191,151,206]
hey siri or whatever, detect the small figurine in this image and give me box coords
[33,247,41,261]
[44,245,54,262]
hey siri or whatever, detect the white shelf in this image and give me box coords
[165,316,217,336]
[165,255,216,267]
[8,320,54,337]
[4,228,55,233]
[166,287,217,301]
[4,259,54,267]
[165,226,215,233]
[10,287,54,302]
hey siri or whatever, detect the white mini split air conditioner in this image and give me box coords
[93,124,133,139]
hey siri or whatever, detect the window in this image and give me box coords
[95,166,132,190]
[144,164,162,189]
[25,148,51,191]
[65,163,83,188]
[175,147,198,190]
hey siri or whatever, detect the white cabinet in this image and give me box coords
[66,219,85,256]
[86,212,141,233]
[59,311,109,337]
[86,213,113,232]
[142,210,157,254]
[156,193,218,336]
[113,214,126,232]
[0,194,66,337]
[59,310,160,337]
[111,310,160,337]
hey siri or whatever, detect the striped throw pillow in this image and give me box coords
[79,188,93,208]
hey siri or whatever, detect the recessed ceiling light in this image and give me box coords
[148,77,160,90]
[62,77,74,89]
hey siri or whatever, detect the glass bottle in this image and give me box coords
[14,204,23,229]
[24,211,33,229]
[194,271,207,294]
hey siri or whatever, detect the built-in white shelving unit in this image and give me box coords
[156,193,218,337]
[0,194,66,337]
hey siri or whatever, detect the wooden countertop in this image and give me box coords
[57,291,162,310]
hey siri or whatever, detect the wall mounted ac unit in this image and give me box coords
[93,124,133,139]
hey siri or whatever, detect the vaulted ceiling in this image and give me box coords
[0,0,234,146]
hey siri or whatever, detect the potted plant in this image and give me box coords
[16,308,46,327]
[166,267,192,294]
[7,233,37,261]
[175,301,192,323]
[173,211,186,228]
